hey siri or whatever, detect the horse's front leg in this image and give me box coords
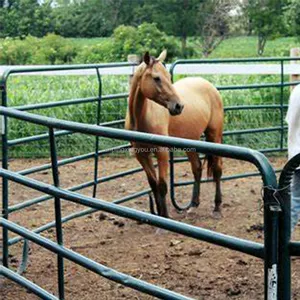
[156,149,170,218]
[135,150,162,216]
[186,151,202,208]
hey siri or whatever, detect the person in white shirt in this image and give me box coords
[286,84,300,231]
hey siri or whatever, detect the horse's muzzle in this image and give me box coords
[169,103,184,116]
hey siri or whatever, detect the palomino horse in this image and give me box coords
[125,50,224,218]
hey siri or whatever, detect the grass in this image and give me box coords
[5,74,130,157]
[4,72,289,158]
[67,37,108,46]
[206,36,298,58]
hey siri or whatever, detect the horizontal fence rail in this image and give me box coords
[0,265,58,300]
[0,106,277,186]
[0,218,193,300]
[0,168,265,258]
[2,57,300,76]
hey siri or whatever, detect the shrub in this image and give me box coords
[110,23,182,62]
[32,34,78,64]
[74,23,182,64]
[0,34,78,65]
[0,37,34,65]
[74,39,115,63]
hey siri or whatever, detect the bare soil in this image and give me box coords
[1,155,300,300]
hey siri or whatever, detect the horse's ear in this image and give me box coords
[157,50,167,62]
[143,52,150,65]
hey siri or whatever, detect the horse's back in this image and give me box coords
[174,77,218,97]
[169,77,223,139]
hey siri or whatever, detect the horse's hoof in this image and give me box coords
[212,211,223,219]
[186,206,198,216]
[155,228,169,235]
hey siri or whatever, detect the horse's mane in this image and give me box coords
[128,62,147,130]
[128,56,160,130]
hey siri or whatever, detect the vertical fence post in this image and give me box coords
[1,79,9,268]
[169,64,176,210]
[277,188,291,300]
[92,69,102,198]
[263,187,281,300]
[49,127,65,300]
[169,149,176,207]
[290,48,300,92]
[280,60,285,151]
[127,54,140,87]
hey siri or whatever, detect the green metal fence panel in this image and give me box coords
[0,106,279,299]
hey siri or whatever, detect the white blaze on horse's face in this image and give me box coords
[140,51,184,116]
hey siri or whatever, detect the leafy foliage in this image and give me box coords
[0,34,78,65]
[243,0,288,55]
[2,0,297,59]
[110,23,182,62]
[0,0,53,38]
[284,0,300,38]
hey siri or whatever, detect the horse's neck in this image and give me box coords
[128,83,147,131]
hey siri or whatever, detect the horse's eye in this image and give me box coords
[153,77,161,83]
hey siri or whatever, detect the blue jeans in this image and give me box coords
[291,169,300,232]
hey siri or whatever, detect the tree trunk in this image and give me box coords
[257,35,267,56]
[181,34,187,58]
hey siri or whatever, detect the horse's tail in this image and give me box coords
[205,154,214,178]
[204,129,223,178]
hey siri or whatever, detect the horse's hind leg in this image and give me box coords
[210,155,223,216]
[186,151,203,208]
[205,129,223,217]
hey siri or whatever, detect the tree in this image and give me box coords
[199,0,236,57]
[284,0,300,37]
[52,0,139,37]
[110,22,181,61]
[0,0,54,37]
[134,0,203,57]
[243,0,287,56]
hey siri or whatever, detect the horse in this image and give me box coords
[125,50,224,218]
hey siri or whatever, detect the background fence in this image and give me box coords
[2,57,300,159]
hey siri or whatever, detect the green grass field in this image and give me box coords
[67,37,108,46]
[207,36,298,58]
[65,36,299,59]
[4,73,289,158]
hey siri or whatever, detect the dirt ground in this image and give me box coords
[1,155,300,300]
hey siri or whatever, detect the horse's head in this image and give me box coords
[139,50,184,116]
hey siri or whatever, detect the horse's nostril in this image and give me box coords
[169,102,184,115]
[175,103,182,111]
